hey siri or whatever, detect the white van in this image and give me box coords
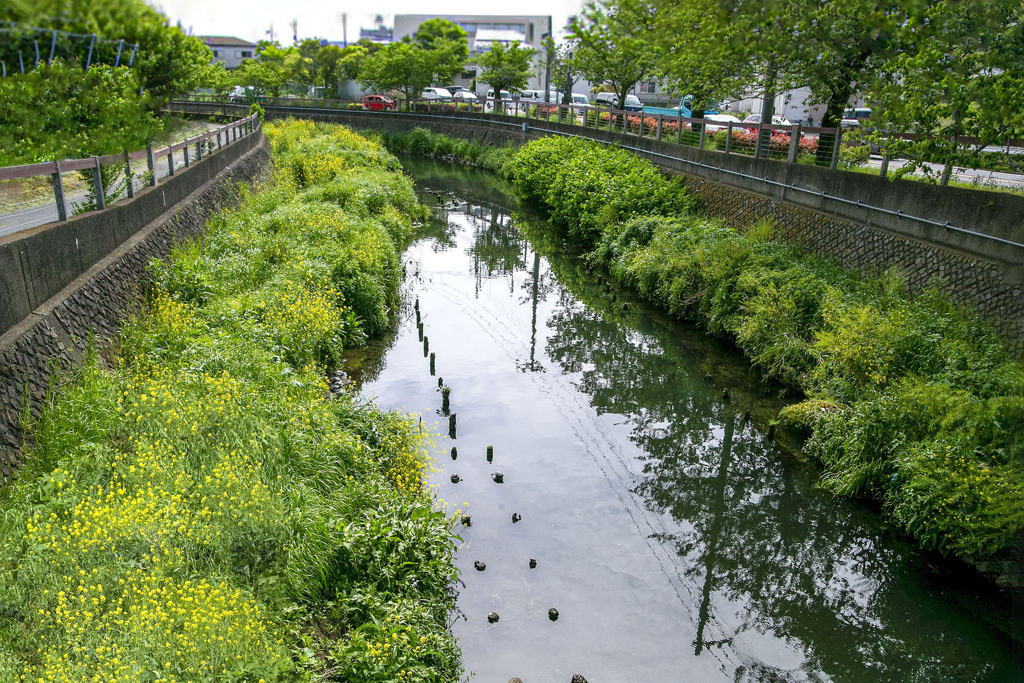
[519,89,560,103]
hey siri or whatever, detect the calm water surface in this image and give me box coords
[351,159,1022,682]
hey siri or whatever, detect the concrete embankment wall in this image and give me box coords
[238,104,1022,355]
[0,132,271,480]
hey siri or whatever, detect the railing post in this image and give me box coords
[724,122,733,154]
[124,150,134,199]
[196,137,202,162]
[754,124,764,159]
[183,140,190,167]
[217,130,222,149]
[699,121,707,150]
[623,110,628,134]
[91,157,105,210]
[167,146,175,176]
[677,118,683,144]
[607,111,613,132]
[830,128,843,169]
[147,144,157,186]
[787,124,800,163]
[51,160,68,221]
[880,151,890,178]
[656,114,663,141]
[639,112,645,137]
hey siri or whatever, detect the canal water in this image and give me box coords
[351,158,1022,682]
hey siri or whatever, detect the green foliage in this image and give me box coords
[476,41,536,109]
[568,0,659,110]
[506,133,1024,563]
[0,61,160,165]
[413,18,469,84]
[249,102,265,122]
[1,0,214,101]
[379,127,519,176]
[0,120,461,681]
[867,0,1024,183]
[507,136,694,245]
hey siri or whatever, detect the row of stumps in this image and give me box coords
[415,293,589,683]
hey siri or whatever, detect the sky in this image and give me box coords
[149,0,585,45]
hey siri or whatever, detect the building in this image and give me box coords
[359,26,393,43]
[200,36,258,70]
[393,15,552,94]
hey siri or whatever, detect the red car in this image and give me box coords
[363,95,395,111]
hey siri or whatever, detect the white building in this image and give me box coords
[200,36,258,70]
[393,14,553,94]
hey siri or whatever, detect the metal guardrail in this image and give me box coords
[0,113,259,229]
[172,99,1024,255]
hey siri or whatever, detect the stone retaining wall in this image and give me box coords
[0,133,271,482]
[680,177,1024,355]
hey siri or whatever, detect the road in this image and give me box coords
[864,155,1024,190]
[0,122,223,238]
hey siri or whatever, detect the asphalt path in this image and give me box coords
[0,122,222,238]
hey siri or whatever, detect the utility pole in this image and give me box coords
[342,13,348,48]
[290,19,298,44]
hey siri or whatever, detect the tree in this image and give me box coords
[359,41,439,109]
[477,41,536,113]
[412,18,469,85]
[234,57,287,97]
[867,0,1024,183]
[650,0,757,116]
[0,61,160,165]
[567,0,659,111]
[314,44,368,98]
[0,0,213,102]
[544,36,585,105]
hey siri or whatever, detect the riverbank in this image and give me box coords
[0,121,462,681]
[380,127,1024,583]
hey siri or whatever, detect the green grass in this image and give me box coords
[0,120,462,682]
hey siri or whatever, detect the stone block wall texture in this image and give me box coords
[682,177,1024,356]
[0,133,271,482]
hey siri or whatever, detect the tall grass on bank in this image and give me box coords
[0,120,462,682]
[382,129,1024,570]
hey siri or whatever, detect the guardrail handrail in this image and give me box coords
[171,97,1024,256]
[0,113,259,225]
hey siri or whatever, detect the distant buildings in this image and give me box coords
[393,14,552,94]
[200,36,258,70]
[359,26,393,44]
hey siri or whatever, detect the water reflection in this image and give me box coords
[360,158,1022,681]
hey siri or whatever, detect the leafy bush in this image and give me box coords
[507,134,1024,565]
[0,121,462,681]
[0,61,160,165]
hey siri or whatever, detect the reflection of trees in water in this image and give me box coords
[395,158,1016,681]
[537,251,1008,681]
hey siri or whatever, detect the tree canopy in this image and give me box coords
[477,41,536,110]
[567,0,659,111]
[0,0,213,101]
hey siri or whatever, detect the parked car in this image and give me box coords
[486,89,513,101]
[519,89,561,103]
[421,87,453,101]
[703,113,742,133]
[593,92,643,111]
[453,91,479,104]
[745,113,794,133]
[445,85,470,95]
[362,94,395,111]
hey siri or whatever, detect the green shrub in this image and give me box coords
[0,121,462,681]
[504,134,1024,564]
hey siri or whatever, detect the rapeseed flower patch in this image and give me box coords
[0,121,460,682]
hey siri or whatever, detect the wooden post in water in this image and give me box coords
[429,352,436,375]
